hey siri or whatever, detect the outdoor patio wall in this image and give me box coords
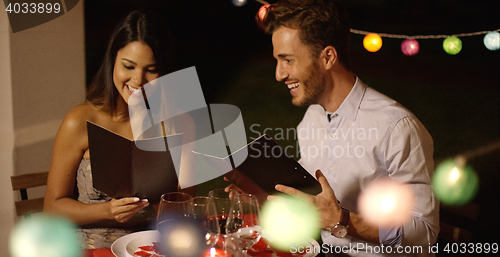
[0,1,86,256]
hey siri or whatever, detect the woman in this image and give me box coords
[44,10,195,249]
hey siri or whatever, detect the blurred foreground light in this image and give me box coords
[483,31,500,51]
[363,33,383,52]
[401,39,420,56]
[158,218,206,257]
[443,36,462,55]
[232,0,247,7]
[260,195,320,251]
[432,158,479,206]
[9,216,80,257]
[358,179,415,228]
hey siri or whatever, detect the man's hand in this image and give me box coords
[223,177,247,195]
[271,169,342,230]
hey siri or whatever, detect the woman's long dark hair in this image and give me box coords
[86,10,176,114]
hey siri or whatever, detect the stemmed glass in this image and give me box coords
[208,188,240,234]
[190,196,220,248]
[156,192,193,232]
[225,194,262,257]
[208,188,240,252]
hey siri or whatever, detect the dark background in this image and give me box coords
[84,0,499,246]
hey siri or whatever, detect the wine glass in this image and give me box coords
[208,188,240,252]
[190,196,220,247]
[156,192,192,233]
[225,194,262,257]
[208,188,240,234]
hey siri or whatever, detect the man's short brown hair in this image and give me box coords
[260,0,351,68]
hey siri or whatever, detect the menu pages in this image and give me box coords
[195,134,322,204]
[87,121,182,204]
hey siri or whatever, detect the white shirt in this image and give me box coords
[297,78,439,256]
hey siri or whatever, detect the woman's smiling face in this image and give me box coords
[113,41,159,104]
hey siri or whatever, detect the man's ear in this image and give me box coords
[321,46,338,70]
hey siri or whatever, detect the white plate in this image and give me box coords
[111,230,160,257]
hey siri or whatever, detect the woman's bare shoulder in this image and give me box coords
[59,102,101,133]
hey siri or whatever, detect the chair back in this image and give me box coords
[11,171,49,217]
[438,202,480,243]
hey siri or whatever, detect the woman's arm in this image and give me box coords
[43,104,149,225]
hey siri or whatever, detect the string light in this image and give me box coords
[432,158,478,206]
[401,39,420,56]
[432,141,500,206]
[443,36,462,55]
[232,0,247,7]
[260,194,320,251]
[363,33,383,52]
[484,31,500,51]
[10,216,81,257]
[248,1,500,55]
[358,179,415,227]
[257,4,271,21]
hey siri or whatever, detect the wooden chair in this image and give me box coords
[438,202,480,243]
[10,171,49,217]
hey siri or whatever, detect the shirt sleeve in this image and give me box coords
[380,116,440,246]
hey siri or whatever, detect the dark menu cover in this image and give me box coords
[87,121,182,204]
[196,134,322,204]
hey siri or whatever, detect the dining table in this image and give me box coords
[82,204,311,256]
[82,236,308,257]
[84,248,114,257]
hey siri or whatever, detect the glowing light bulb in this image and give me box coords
[483,31,500,51]
[401,39,420,56]
[258,4,271,22]
[232,0,247,7]
[260,194,320,251]
[443,36,462,55]
[432,159,479,206]
[363,33,383,52]
[358,179,415,228]
[449,167,460,183]
[380,196,395,212]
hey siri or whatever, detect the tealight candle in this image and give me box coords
[202,247,233,257]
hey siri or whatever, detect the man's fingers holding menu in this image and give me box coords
[315,170,336,197]
[274,184,313,202]
[224,183,246,194]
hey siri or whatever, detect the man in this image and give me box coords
[259,0,439,256]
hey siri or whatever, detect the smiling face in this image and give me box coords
[113,41,159,104]
[272,26,326,107]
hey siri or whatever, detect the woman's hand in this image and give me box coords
[107,197,149,223]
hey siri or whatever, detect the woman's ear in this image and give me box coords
[321,46,338,70]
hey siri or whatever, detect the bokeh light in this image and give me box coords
[363,33,383,52]
[257,4,271,22]
[260,195,320,251]
[443,36,462,55]
[432,158,479,206]
[231,0,247,7]
[483,31,500,51]
[401,39,420,56]
[9,216,81,257]
[158,218,206,257]
[358,179,415,228]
